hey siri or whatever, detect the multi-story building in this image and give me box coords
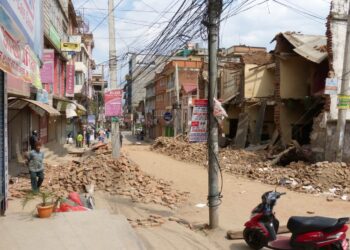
[145,81,156,139]
[154,58,202,137]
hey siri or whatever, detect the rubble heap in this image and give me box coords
[152,137,350,198]
[9,148,188,208]
[151,137,265,166]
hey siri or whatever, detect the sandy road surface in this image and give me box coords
[123,143,350,249]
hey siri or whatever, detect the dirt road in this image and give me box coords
[121,140,350,249]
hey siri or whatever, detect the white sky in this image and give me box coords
[72,0,332,84]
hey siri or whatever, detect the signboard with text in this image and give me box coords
[61,42,81,52]
[0,0,43,58]
[104,89,123,117]
[325,78,338,95]
[189,99,208,142]
[40,49,54,86]
[337,95,350,109]
[66,64,75,97]
[0,5,42,89]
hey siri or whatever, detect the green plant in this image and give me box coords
[22,190,58,208]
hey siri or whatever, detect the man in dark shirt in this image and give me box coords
[29,130,38,150]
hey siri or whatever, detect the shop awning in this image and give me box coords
[56,99,86,114]
[8,98,61,117]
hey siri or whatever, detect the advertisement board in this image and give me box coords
[104,89,123,117]
[325,78,338,95]
[0,6,42,88]
[65,64,75,97]
[189,99,208,142]
[61,42,81,52]
[40,49,54,86]
[0,0,43,58]
[337,95,350,109]
[88,115,96,124]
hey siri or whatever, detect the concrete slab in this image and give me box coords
[0,210,145,250]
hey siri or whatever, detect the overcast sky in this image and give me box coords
[72,0,331,84]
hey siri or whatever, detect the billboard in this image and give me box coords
[104,89,123,117]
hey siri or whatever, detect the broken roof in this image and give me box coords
[274,32,327,64]
[241,51,273,65]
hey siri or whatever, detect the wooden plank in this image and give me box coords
[253,101,267,145]
[234,113,249,149]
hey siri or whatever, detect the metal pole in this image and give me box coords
[335,4,350,162]
[108,0,120,158]
[207,0,222,229]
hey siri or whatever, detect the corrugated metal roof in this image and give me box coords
[281,32,327,64]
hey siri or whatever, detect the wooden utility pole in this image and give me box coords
[207,0,222,229]
[108,0,120,158]
[335,3,350,162]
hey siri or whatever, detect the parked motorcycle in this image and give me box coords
[243,189,349,250]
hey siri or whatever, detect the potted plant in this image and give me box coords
[22,191,59,218]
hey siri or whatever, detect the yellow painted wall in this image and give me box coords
[280,103,305,144]
[223,106,241,134]
[245,64,275,98]
[280,57,313,99]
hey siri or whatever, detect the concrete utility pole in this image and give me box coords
[207,0,222,229]
[335,3,350,162]
[174,63,181,136]
[108,0,120,158]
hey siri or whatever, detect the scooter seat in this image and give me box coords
[287,216,345,235]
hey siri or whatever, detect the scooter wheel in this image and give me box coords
[243,228,268,250]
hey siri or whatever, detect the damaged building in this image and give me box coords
[203,37,329,153]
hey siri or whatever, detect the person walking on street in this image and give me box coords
[27,141,45,193]
[86,130,91,147]
[76,132,83,148]
[29,130,39,150]
[120,131,123,147]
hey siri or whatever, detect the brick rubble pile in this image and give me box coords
[152,137,350,199]
[9,146,189,208]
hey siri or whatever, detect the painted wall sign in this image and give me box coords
[189,99,208,142]
[65,64,75,97]
[325,78,338,95]
[104,89,123,117]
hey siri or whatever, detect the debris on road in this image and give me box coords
[128,214,167,228]
[9,146,189,208]
[151,137,350,199]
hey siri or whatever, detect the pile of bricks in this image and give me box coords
[9,150,189,208]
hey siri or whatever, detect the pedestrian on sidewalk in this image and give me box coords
[27,141,45,193]
[76,132,83,148]
[29,130,39,150]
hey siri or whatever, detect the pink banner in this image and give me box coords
[40,49,54,85]
[104,89,123,117]
[65,64,75,97]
